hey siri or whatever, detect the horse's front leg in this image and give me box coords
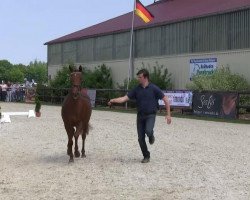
[65,125,74,163]
[81,133,87,158]
[74,135,80,158]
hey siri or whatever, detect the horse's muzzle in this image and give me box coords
[72,86,80,100]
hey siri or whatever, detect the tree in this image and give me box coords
[50,64,113,90]
[0,60,13,81]
[83,64,113,89]
[0,59,47,84]
[8,68,24,83]
[118,62,172,90]
[25,60,47,84]
[147,62,172,90]
[50,66,71,88]
[0,60,12,68]
[186,66,250,91]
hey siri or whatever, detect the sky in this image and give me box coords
[0,0,154,65]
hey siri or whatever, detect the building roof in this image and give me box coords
[45,0,250,45]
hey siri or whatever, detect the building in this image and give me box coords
[44,0,250,89]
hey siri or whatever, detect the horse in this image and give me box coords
[61,65,92,163]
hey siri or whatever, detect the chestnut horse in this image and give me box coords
[61,65,92,162]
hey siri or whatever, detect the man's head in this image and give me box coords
[136,69,149,85]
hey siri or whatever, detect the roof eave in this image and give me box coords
[44,5,250,46]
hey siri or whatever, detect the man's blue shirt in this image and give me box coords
[127,83,164,114]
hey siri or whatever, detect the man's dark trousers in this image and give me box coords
[137,113,156,158]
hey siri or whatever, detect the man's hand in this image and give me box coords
[108,99,113,106]
[165,115,171,124]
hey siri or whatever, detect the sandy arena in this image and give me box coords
[0,102,249,200]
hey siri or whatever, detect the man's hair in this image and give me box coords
[137,69,149,79]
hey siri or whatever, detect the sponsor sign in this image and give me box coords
[193,92,237,119]
[87,89,96,107]
[159,90,193,108]
[190,58,217,79]
[25,88,36,103]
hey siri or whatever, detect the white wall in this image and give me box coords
[48,49,250,89]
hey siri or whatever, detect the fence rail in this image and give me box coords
[34,88,250,120]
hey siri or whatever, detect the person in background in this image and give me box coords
[108,69,171,163]
[1,81,7,102]
[15,84,21,102]
[6,81,12,102]
[0,83,2,101]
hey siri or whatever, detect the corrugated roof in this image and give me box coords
[45,0,250,45]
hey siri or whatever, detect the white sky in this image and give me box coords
[0,0,153,65]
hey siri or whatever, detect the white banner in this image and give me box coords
[159,91,193,107]
[87,89,96,107]
[190,58,217,79]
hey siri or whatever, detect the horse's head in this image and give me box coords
[69,65,83,100]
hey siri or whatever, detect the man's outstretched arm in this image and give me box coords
[162,95,171,124]
[108,95,129,105]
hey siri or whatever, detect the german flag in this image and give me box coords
[135,0,154,23]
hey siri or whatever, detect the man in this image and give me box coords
[108,69,171,163]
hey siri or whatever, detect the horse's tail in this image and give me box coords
[84,123,92,135]
[74,122,92,137]
[88,123,93,134]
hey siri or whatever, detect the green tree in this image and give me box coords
[83,64,113,89]
[50,64,113,92]
[25,60,47,84]
[0,60,13,81]
[0,59,47,84]
[50,66,71,88]
[117,78,139,90]
[186,66,250,91]
[147,62,172,90]
[0,60,12,68]
[0,66,7,81]
[118,62,172,90]
[8,67,24,83]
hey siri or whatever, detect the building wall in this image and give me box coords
[134,49,250,89]
[48,49,250,89]
[47,8,250,89]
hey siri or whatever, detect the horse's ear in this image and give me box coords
[79,65,82,72]
[69,65,73,72]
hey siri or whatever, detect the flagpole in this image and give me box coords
[127,0,136,91]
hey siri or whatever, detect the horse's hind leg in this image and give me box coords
[81,133,87,158]
[74,135,80,158]
[65,125,74,162]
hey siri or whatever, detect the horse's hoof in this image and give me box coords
[74,151,80,158]
[69,158,74,163]
[81,154,86,158]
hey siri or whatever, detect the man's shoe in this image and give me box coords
[149,135,155,145]
[141,157,150,163]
